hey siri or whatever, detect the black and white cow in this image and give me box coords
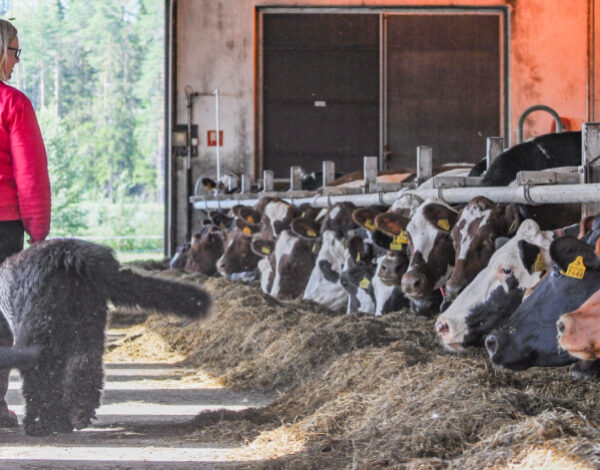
[435,219,554,351]
[480,131,581,186]
[485,235,600,371]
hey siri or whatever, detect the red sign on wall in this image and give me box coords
[207,130,223,147]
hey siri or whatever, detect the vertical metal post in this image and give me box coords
[322,161,336,186]
[486,137,504,169]
[263,170,274,192]
[363,156,378,193]
[214,89,221,181]
[582,123,600,217]
[240,174,249,194]
[417,146,433,185]
[290,166,302,191]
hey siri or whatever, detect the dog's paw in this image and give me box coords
[71,408,96,430]
[24,416,73,436]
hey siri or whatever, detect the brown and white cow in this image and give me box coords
[376,199,458,316]
[183,226,225,276]
[444,197,520,302]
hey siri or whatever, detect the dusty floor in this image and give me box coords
[0,331,276,470]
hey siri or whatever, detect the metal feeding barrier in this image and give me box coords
[190,122,600,214]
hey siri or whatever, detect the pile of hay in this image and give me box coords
[108,268,600,469]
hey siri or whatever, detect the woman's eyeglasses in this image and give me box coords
[7,47,20,59]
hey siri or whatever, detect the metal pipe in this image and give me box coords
[517,105,564,144]
[214,88,221,181]
[192,182,600,211]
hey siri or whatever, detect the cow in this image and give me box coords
[183,226,225,276]
[557,288,600,361]
[435,219,554,351]
[216,218,262,280]
[376,199,458,316]
[480,131,581,186]
[485,235,600,371]
[444,197,521,302]
[339,234,379,314]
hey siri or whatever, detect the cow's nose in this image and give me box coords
[401,272,425,294]
[435,319,450,339]
[485,335,498,356]
[557,316,570,337]
[444,281,463,302]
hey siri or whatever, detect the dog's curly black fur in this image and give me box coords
[0,238,211,436]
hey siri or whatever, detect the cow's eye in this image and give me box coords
[500,267,512,275]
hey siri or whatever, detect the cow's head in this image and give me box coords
[435,219,553,352]
[184,226,226,276]
[445,197,520,302]
[261,199,297,240]
[485,236,600,370]
[340,234,378,314]
[216,218,262,278]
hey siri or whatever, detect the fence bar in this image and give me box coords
[486,137,504,169]
[290,166,303,191]
[417,146,432,184]
[322,161,336,186]
[582,123,600,217]
[263,170,274,192]
[363,156,378,192]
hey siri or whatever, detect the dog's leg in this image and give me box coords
[62,339,104,430]
[0,318,16,427]
[21,359,72,436]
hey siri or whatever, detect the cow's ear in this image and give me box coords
[352,206,387,232]
[234,206,262,225]
[347,235,365,263]
[251,238,275,257]
[319,259,340,283]
[518,240,542,275]
[579,215,596,239]
[422,203,458,232]
[372,230,394,251]
[374,211,410,237]
[504,204,522,235]
[202,177,216,190]
[550,236,599,272]
[210,212,234,230]
[290,217,320,240]
[235,218,261,236]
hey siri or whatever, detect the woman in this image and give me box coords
[0,19,51,427]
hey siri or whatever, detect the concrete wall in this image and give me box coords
[172,0,599,246]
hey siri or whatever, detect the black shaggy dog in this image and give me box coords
[0,238,211,436]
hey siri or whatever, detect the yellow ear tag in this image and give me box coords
[307,229,317,238]
[359,277,370,289]
[261,246,271,255]
[437,219,450,231]
[219,222,226,230]
[564,256,586,279]
[390,231,408,251]
[509,219,518,233]
[312,243,318,253]
[301,211,307,217]
[365,219,376,231]
[534,252,546,272]
[243,226,252,235]
[356,251,361,262]
[247,216,255,224]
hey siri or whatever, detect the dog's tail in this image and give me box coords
[104,268,211,318]
[0,346,41,369]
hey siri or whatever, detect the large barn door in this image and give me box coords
[262,14,379,177]
[385,14,501,167]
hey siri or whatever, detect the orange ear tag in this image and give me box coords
[563,256,586,279]
[359,277,370,289]
[247,216,255,224]
[534,252,546,272]
[243,226,252,235]
[261,246,271,255]
[365,219,376,231]
[437,219,450,231]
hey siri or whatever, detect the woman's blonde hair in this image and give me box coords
[0,19,17,82]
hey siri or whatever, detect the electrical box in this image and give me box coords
[172,124,198,157]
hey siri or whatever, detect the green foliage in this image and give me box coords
[4,0,165,250]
